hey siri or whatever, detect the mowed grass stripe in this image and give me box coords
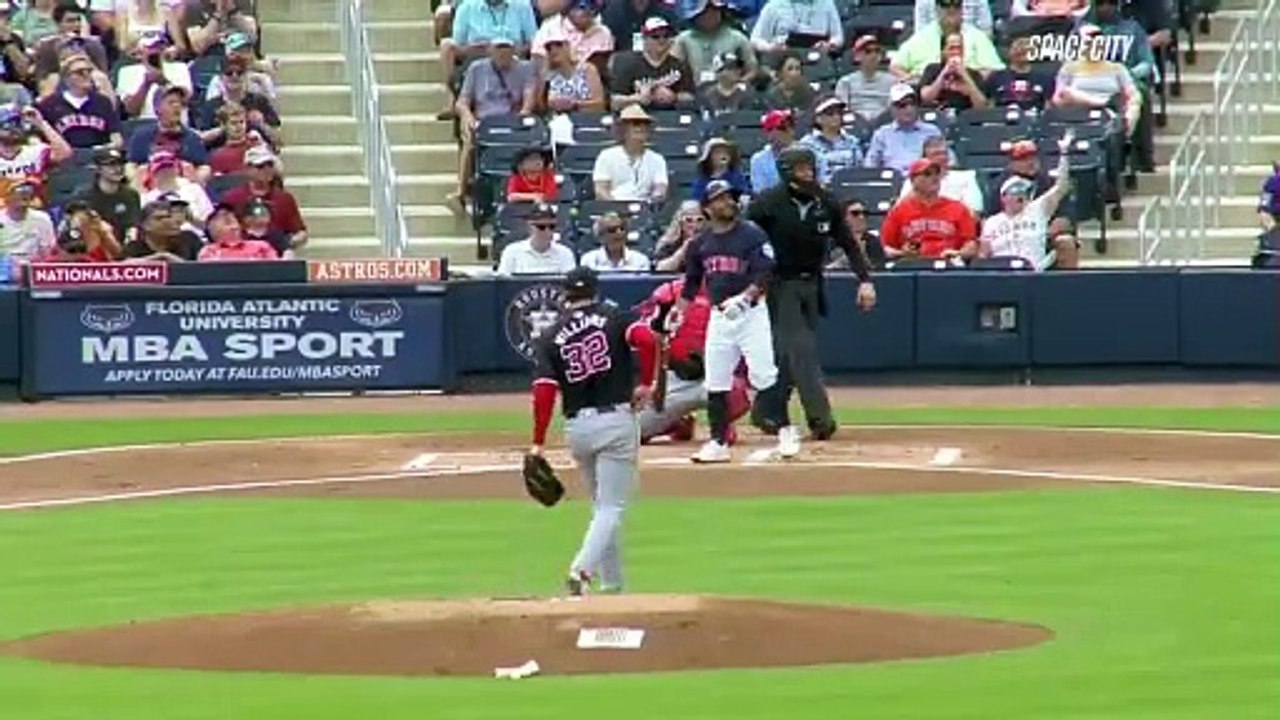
[2,406,1280,455]
[1,489,1277,719]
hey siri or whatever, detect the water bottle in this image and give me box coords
[0,254,12,285]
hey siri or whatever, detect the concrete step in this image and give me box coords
[1132,163,1273,196]
[282,143,458,176]
[1153,133,1280,166]
[260,0,422,23]
[398,174,459,205]
[302,206,376,238]
[388,115,457,144]
[277,83,448,117]
[1113,194,1264,229]
[406,205,475,236]
[1070,226,1259,262]
[1164,104,1280,135]
[275,51,444,85]
[264,21,436,55]
[281,115,456,146]
[288,176,375,208]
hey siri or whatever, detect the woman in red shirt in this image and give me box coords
[505,147,558,203]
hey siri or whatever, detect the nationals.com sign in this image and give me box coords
[25,292,448,395]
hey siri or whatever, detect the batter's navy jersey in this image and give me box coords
[533,301,637,417]
[681,220,776,306]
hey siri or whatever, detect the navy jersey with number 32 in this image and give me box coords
[533,301,637,417]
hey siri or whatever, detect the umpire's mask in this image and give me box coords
[778,146,820,199]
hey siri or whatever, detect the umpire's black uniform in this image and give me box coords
[747,148,874,438]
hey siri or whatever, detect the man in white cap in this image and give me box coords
[221,145,308,253]
[609,16,695,110]
[592,105,669,201]
[979,130,1078,271]
[862,84,942,176]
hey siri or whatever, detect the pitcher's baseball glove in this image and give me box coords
[522,453,565,507]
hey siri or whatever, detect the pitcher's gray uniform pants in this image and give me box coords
[564,405,639,592]
[767,277,832,428]
[637,371,706,439]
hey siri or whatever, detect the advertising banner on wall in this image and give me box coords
[24,290,448,396]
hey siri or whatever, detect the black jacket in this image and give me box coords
[747,184,873,283]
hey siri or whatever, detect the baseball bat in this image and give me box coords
[653,332,668,413]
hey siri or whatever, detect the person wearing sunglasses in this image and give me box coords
[879,156,978,262]
[35,53,122,150]
[496,202,578,275]
[979,129,1078,271]
[197,57,280,149]
[579,212,651,272]
[608,16,695,111]
[219,145,307,252]
[827,199,885,271]
[880,155,977,262]
[862,83,941,176]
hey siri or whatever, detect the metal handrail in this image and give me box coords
[1144,2,1280,264]
[338,0,409,258]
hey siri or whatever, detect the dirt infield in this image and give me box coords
[1,426,1277,508]
[1,595,1053,677]
[1,411,1276,678]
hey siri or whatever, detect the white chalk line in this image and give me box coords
[2,423,1277,467]
[2,450,1277,514]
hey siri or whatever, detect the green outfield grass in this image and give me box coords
[1,407,1278,719]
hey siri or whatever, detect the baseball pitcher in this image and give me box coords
[528,267,659,596]
[635,277,752,445]
[668,179,798,463]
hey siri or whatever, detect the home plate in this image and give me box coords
[401,453,438,471]
[744,448,777,465]
[930,448,964,466]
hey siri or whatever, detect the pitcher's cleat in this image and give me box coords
[566,570,592,597]
[692,440,732,464]
[777,426,802,458]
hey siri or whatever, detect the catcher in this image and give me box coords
[634,277,752,446]
[525,267,660,596]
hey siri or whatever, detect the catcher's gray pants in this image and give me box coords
[564,404,639,592]
[637,371,706,439]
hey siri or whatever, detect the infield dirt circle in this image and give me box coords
[2,422,1277,678]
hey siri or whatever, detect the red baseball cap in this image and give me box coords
[908,158,939,177]
[761,109,794,133]
[852,34,880,53]
[1007,140,1038,160]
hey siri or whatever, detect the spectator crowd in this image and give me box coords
[436,0,1185,275]
[0,0,306,270]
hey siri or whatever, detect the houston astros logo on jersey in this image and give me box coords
[505,284,566,362]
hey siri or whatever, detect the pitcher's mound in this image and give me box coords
[3,594,1052,677]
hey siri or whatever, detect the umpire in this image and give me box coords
[746,146,877,439]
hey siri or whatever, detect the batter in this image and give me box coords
[670,179,798,463]
[529,267,659,596]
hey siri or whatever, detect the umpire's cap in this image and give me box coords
[778,146,818,176]
[563,265,600,300]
